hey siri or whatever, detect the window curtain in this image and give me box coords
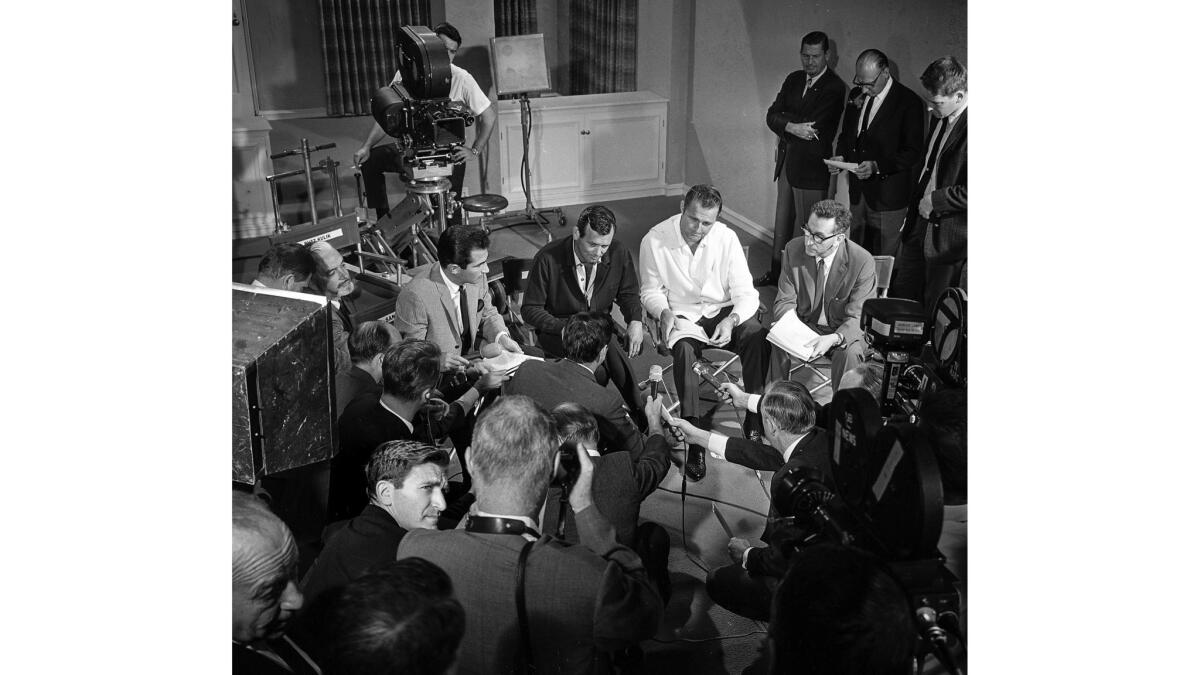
[318,0,431,116]
[494,0,537,37]
[567,0,637,95]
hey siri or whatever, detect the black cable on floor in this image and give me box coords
[649,630,767,644]
[678,478,710,574]
[655,486,769,519]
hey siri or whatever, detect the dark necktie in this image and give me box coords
[916,117,950,197]
[802,77,814,98]
[458,288,472,355]
[808,258,827,324]
[859,95,876,135]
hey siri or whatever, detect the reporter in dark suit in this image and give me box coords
[522,205,645,424]
[396,396,663,674]
[335,321,402,419]
[761,30,847,286]
[830,49,925,259]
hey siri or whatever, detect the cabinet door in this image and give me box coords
[586,110,664,188]
[499,112,585,198]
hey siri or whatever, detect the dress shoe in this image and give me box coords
[684,443,707,482]
[753,273,776,287]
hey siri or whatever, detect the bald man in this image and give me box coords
[308,241,358,376]
[232,491,319,674]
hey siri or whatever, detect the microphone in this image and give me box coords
[648,365,663,399]
[692,362,722,390]
[915,607,949,646]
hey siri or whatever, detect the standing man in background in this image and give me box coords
[760,31,847,287]
[353,22,497,221]
[830,49,925,260]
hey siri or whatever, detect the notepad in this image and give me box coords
[480,351,543,375]
[766,311,822,362]
[822,159,858,171]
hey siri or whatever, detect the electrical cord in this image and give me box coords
[649,630,767,644]
[655,486,769,519]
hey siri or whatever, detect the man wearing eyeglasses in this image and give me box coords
[829,49,924,260]
[772,200,876,391]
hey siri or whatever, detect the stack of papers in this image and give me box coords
[480,350,543,375]
[766,311,821,362]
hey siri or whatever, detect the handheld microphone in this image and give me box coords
[648,365,663,399]
[692,362,722,390]
[915,607,948,646]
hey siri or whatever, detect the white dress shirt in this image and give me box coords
[813,240,841,327]
[438,265,465,333]
[923,103,967,198]
[571,244,596,304]
[379,398,415,434]
[857,75,893,132]
[392,63,492,116]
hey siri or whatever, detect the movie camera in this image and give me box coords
[371,26,476,182]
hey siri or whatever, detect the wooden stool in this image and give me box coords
[460,194,509,232]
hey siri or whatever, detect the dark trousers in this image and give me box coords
[706,563,778,622]
[767,324,866,393]
[360,144,466,220]
[672,306,770,420]
[538,329,645,428]
[892,217,967,314]
[768,176,827,280]
[849,198,906,258]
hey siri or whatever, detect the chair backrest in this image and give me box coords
[873,256,895,297]
[501,257,536,293]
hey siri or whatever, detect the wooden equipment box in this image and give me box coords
[232,285,334,484]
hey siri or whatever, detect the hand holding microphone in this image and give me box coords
[647,365,663,400]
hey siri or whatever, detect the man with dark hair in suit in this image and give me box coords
[829,49,925,259]
[773,199,877,392]
[252,243,316,291]
[397,395,663,674]
[505,311,645,456]
[522,204,646,425]
[769,543,915,674]
[331,339,503,522]
[335,320,402,418]
[893,56,969,309]
[318,558,466,675]
[759,30,847,287]
[232,491,319,674]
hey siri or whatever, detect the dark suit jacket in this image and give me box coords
[393,263,507,356]
[301,503,407,601]
[330,397,417,521]
[397,505,662,674]
[923,108,968,264]
[232,639,319,675]
[774,237,877,345]
[504,358,645,457]
[542,434,672,547]
[835,81,925,210]
[521,236,642,344]
[334,365,379,419]
[767,68,847,189]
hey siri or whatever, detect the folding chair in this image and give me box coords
[498,257,537,346]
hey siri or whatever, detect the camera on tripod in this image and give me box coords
[371,26,476,182]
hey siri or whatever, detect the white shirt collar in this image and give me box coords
[807,66,828,85]
[781,430,812,464]
[438,265,462,296]
[378,399,414,433]
[816,239,841,267]
[874,75,894,103]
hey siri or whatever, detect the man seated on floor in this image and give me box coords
[336,321,402,418]
[638,184,771,482]
[769,543,915,674]
[308,241,359,376]
[331,339,505,522]
[316,558,466,675]
[251,243,315,292]
[771,199,876,392]
[504,311,644,456]
[397,396,663,673]
[541,400,673,602]
[232,491,318,674]
[521,204,647,427]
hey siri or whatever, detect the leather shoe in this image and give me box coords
[753,273,776,287]
[684,443,707,482]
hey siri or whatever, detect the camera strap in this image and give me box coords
[515,539,537,674]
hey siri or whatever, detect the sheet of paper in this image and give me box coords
[767,311,821,362]
[822,159,858,171]
[480,351,543,374]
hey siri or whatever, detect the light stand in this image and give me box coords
[485,93,565,240]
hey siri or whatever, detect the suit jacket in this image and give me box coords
[521,236,642,341]
[923,108,968,264]
[330,396,417,521]
[504,358,645,457]
[835,81,925,210]
[766,69,847,189]
[743,428,833,578]
[542,434,672,547]
[397,505,662,674]
[334,365,379,419]
[301,503,407,602]
[232,638,319,675]
[393,263,507,356]
[774,237,877,345]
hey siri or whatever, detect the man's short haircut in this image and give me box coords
[843,361,884,400]
[761,380,817,435]
[257,243,315,282]
[323,558,465,675]
[432,22,462,47]
[562,311,613,363]
[809,199,853,234]
[682,184,723,215]
[552,401,600,448]
[349,321,397,364]
[920,55,967,97]
[468,396,559,511]
[919,388,967,500]
[771,543,914,674]
[858,48,890,72]
[800,31,829,52]
[576,205,617,236]
[366,440,450,497]
[381,339,443,401]
[436,225,490,269]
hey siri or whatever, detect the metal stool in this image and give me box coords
[460,193,509,232]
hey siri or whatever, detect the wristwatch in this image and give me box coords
[469,146,480,157]
[834,332,846,349]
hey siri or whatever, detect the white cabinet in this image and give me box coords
[495,91,668,209]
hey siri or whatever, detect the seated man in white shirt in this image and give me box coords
[638,184,770,482]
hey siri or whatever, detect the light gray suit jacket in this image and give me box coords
[774,237,877,345]
[392,263,507,355]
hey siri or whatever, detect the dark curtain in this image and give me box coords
[567,0,637,95]
[494,0,538,37]
[318,0,431,116]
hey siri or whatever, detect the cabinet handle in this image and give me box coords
[580,129,591,135]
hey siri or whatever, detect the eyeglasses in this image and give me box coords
[802,227,842,244]
[853,71,884,89]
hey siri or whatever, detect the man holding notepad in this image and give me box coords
[770,199,877,390]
